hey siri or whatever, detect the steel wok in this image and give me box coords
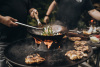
[28,24,67,41]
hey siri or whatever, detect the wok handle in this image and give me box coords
[33,12,42,26]
[15,22,42,30]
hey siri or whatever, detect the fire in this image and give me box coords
[33,37,54,49]
[44,40,53,49]
[33,37,42,44]
[59,46,60,49]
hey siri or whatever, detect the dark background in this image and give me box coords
[28,0,100,28]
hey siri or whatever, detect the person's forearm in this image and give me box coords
[88,9,100,21]
[46,1,57,16]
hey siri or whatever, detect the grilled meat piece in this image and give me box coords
[25,54,45,64]
[65,50,88,60]
[83,31,91,35]
[25,55,34,64]
[74,41,87,47]
[76,51,88,58]
[69,37,81,41]
[65,50,78,60]
[75,46,89,52]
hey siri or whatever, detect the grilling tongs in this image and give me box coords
[15,11,42,29]
[15,22,43,30]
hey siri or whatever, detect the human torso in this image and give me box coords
[0,0,31,42]
[0,0,30,23]
[56,0,88,29]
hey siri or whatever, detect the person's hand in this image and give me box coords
[0,16,18,27]
[29,8,38,18]
[44,16,49,23]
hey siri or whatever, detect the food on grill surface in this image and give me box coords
[25,54,45,64]
[69,37,81,41]
[75,46,89,52]
[90,36,100,43]
[65,50,78,60]
[74,41,87,46]
[65,50,88,60]
[65,40,89,60]
[74,41,89,52]
[74,41,87,47]
[76,51,88,57]
[41,26,62,36]
[83,31,91,35]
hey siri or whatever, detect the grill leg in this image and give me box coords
[96,48,100,67]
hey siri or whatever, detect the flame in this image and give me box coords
[33,37,42,44]
[44,40,53,49]
[59,46,60,49]
[33,37,54,49]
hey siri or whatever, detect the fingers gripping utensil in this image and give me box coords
[15,22,43,30]
[33,12,42,26]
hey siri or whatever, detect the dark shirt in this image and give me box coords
[0,0,32,42]
[55,0,94,29]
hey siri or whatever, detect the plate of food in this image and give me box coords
[88,35,100,47]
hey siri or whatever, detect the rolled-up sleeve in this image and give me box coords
[84,0,94,11]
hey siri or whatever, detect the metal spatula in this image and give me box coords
[15,22,43,29]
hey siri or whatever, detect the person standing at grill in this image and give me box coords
[0,0,38,67]
[44,0,100,29]
[0,0,38,42]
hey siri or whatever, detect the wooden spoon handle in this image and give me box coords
[33,13,42,26]
[33,12,39,20]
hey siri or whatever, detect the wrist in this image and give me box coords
[45,15,49,17]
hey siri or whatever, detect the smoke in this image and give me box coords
[50,20,65,26]
[55,0,82,29]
